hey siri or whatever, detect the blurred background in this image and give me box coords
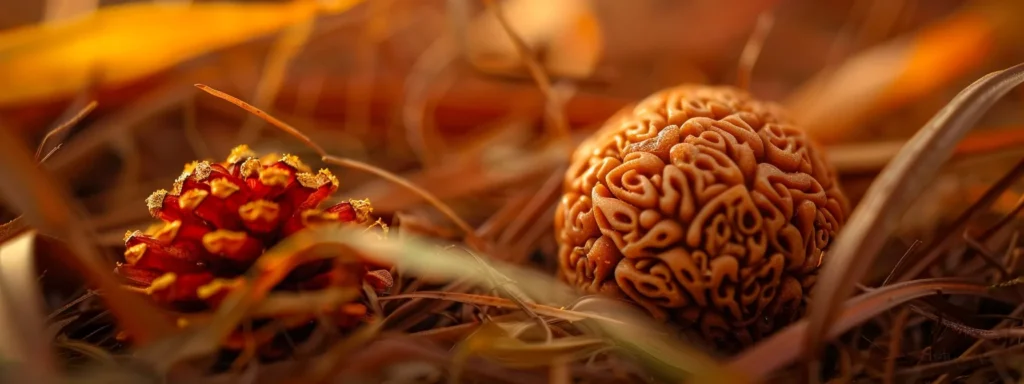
[2,0,1024,285]
[6,1,1024,382]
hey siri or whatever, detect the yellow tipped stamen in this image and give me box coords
[124,243,148,265]
[146,273,178,294]
[210,178,241,199]
[145,189,168,217]
[259,153,283,166]
[300,209,340,226]
[196,278,242,299]
[259,167,291,187]
[239,200,281,223]
[202,230,249,254]
[191,161,213,182]
[171,162,199,194]
[153,221,182,244]
[279,154,312,173]
[226,144,256,164]
[320,168,339,187]
[181,161,198,175]
[296,168,338,189]
[349,198,373,223]
[240,158,262,178]
[178,189,210,211]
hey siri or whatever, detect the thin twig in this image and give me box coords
[402,35,457,167]
[731,278,996,378]
[961,234,1012,278]
[194,83,481,245]
[455,246,552,342]
[481,0,570,141]
[978,193,1024,241]
[931,302,1024,384]
[736,11,775,91]
[896,158,1024,281]
[882,239,921,286]
[498,167,565,245]
[36,100,97,161]
[378,291,630,325]
[884,308,911,384]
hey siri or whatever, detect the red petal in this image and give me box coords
[202,230,264,268]
[238,200,283,234]
[250,164,296,200]
[114,263,162,286]
[181,189,243,230]
[364,269,393,292]
[124,235,207,274]
[325,202,357,222]
[148,272,215,309]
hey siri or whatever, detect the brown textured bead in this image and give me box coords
[554,85,849,351]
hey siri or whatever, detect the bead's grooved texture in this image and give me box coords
[555,85,849,350]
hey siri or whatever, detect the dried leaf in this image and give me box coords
[0,232,57,384]
[0,0,364,106]
[730,278,994,378]
[802,62,1024,377]
[0,123,175,345]
[787,4,1011,144]
[466,0,602,79]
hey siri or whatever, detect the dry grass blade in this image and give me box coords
[481,0,570,141]
[825,128,1024,174]
[802,62,1024,380]
[736,11,775,91]
[299,320,383,384]
[895,158,1024,281]
[931,303,1024,384]
[884,308,911,384]
[456,246,552,340]
[402,35,457,167]
[379,291,623,324]
[133,225,365,370]
[35,100,97,161]
[142,224,738,382]
[193,83,482,245]
[333,335,545,383]
[895,343,1024,380]
[2,100,98,243]
[788,5,1002,144]
[731,278,996,378]
[236,16,315,144]
[0,125,174,345]
[0,215,29,245]
[322,155,480,244]
[347,137,574,214]
[343,229,742,383]
[452,321,604,380]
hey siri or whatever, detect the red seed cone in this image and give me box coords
[115,145,392,358]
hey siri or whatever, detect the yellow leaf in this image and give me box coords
[0,0,364,106]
